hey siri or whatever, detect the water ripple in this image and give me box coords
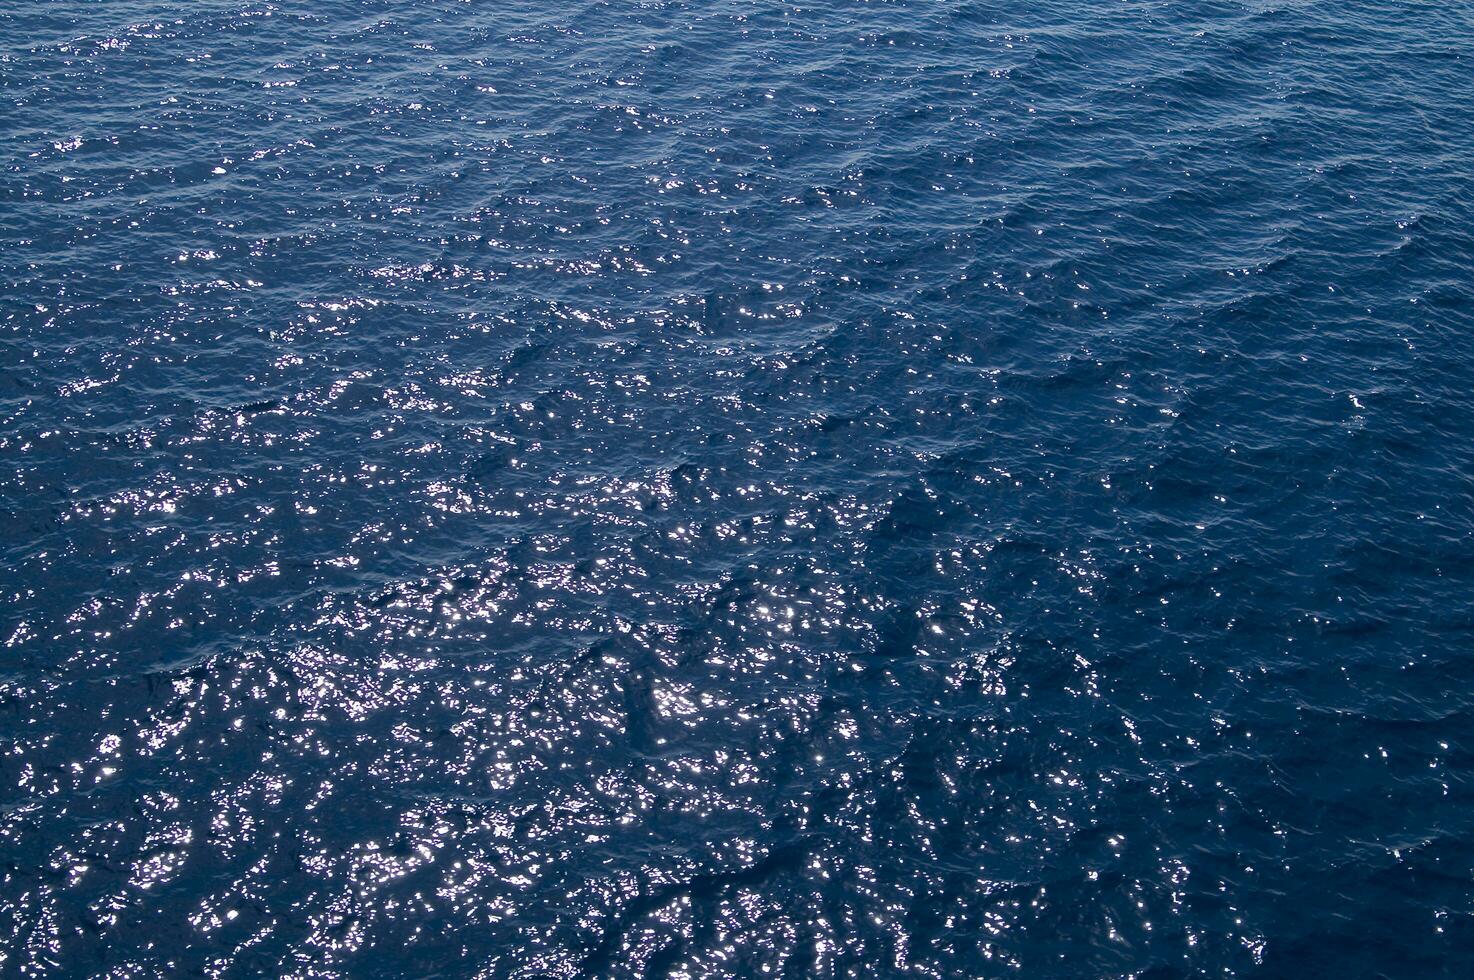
[4,0,1474,976]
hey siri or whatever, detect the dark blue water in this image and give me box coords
[4,1,1474,976]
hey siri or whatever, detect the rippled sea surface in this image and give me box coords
[5,1,1474,976]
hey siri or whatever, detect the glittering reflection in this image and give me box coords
[5,0,1474,974]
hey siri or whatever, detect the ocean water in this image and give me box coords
[4,0,1474,976]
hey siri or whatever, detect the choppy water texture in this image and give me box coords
[4,1,1474,976]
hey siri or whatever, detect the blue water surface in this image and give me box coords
[4,0,1474,976]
